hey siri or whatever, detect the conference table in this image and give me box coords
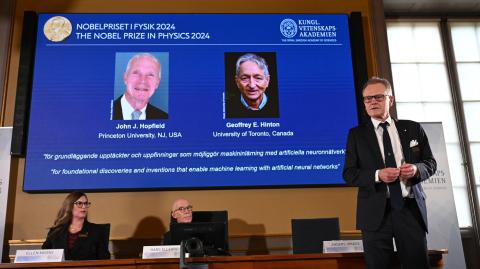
[0,250,446,269]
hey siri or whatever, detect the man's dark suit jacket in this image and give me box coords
[343,119,436,232]
[42,221,111,260]
[112,96,168,120]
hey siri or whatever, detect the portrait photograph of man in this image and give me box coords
[224,52,279,118]
[112,52,169,120]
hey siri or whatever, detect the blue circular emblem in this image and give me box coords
[280,19,298,38]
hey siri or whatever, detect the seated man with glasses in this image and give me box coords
[171,198,193,224]
[163,198,193,245]
[42,191,110,260]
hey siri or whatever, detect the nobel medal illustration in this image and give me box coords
[43,16,72,42]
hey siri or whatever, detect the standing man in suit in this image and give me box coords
[343,77,436,269]
[113,53,168,120]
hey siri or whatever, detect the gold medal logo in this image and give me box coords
[43,16,72,42]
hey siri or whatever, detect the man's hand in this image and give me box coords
[399,163,418,181]
[379,168,400,183]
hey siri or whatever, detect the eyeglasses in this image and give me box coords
[363,94,390,103]
[73,201,91,208]
[174,205,193,213]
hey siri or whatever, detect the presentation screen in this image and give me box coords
[24,13,358,191]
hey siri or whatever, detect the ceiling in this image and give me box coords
[383,0,480,13]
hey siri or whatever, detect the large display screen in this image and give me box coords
[24,13,358,191]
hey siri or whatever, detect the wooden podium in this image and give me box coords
[0,251,446,269]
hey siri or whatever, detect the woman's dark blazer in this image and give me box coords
[42,221,110,260]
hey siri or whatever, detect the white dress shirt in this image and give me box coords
[121,94,147,120]
[372,116,411,197]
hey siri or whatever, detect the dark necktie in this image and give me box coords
[379,122,404,209]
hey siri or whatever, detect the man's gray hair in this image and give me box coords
[235,53,270,77]
[362,76,393,95]
[125,53,162,78]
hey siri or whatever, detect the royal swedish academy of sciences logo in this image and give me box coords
[279,19,297,38]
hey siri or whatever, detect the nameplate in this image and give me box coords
[323,240,364,253]
[14,249,64,263]
[142,245,181,259]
